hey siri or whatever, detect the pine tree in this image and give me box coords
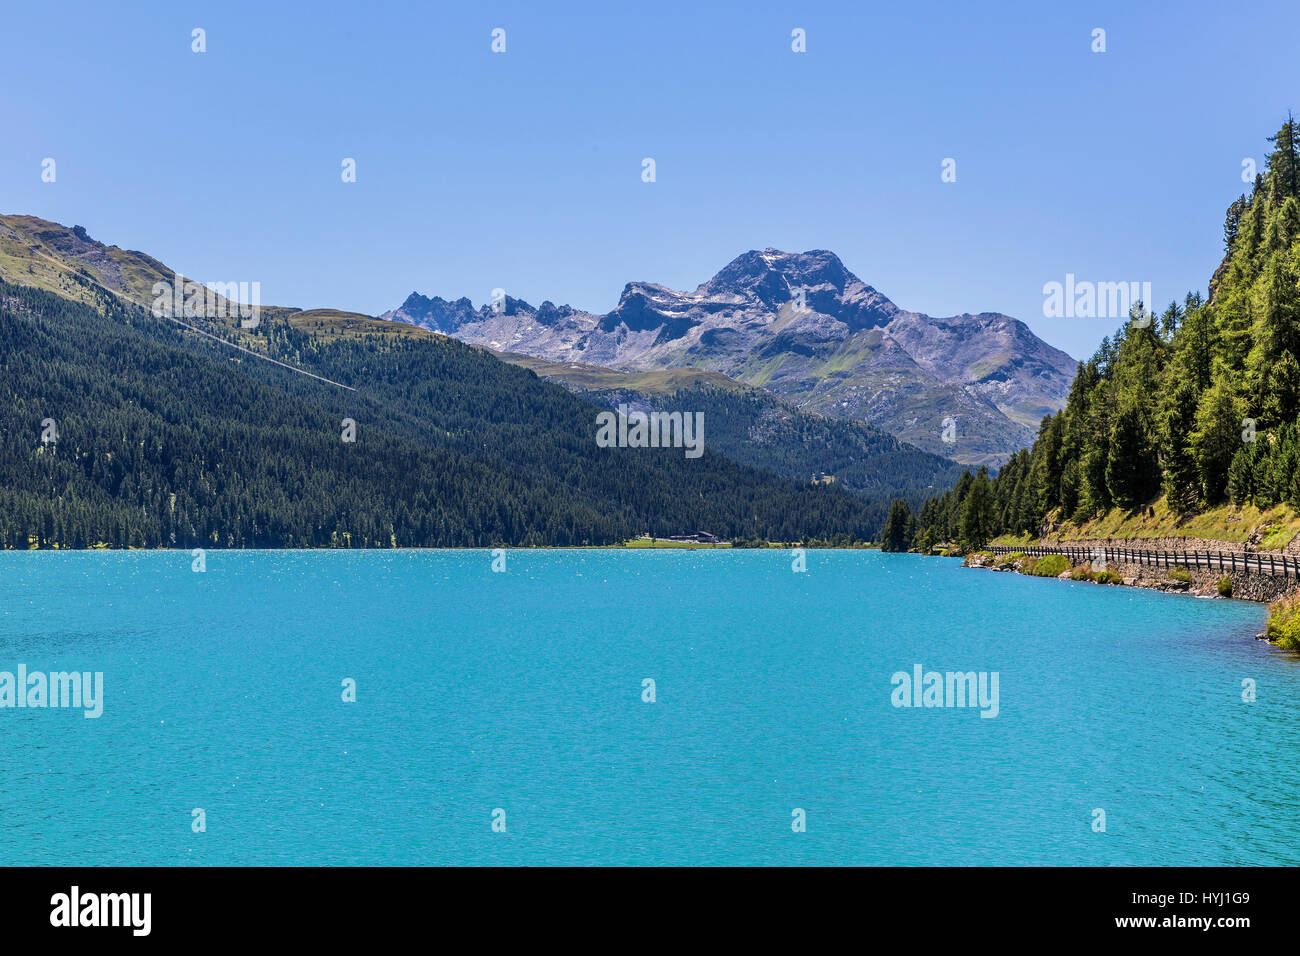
[1223,195,1249,252]
[1227,444,1253,505]
[1031,414,1063,514]
[1160,374,1201,512]
[1191,379,1244,504]
[881,499,913,552]
[958,469,996,551]
[1159,300,1184,340]
[1106,405,1157,508]
[1266,113,1299,203]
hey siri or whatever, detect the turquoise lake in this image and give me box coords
[0,549,1295,866]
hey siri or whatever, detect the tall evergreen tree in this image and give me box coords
[1266,112,1299,203]
[1106,404,1158,508]
[958,469,996,551]
[1160,374,1202,512]
[1191,379,1244,505]
[881,499,914,552]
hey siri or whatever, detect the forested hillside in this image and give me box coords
[899,117,1300,552]
[0,276,884,548]
[485,350,968,529]
[570,383,966,525]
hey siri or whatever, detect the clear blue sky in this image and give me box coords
[3,0,1296,360]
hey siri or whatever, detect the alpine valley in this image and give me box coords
[0,215,975,547]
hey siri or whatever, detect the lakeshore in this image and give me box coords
[958,545,1300,649]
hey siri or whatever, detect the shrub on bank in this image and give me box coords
[1024,554,1069,577]
[1095,570,1124,584]
[1267,595,1300,650]
[1217,576,1233,597]
[1168,567,1192,584]
[1069,566,1096,581]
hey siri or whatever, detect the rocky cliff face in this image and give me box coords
[381,249,1078,465]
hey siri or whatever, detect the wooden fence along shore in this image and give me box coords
[986,545,1299,579]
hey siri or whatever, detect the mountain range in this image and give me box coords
[0,214,970,545]
[380,249,1078,465]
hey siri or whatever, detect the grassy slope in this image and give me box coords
[0,214,190,309]
[0,215,434,346]
[287,309,437,341]
[490,350,748,394]
[993,495,1300,550]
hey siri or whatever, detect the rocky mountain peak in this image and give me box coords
[701,248,854,305]
[378,248,1076,464]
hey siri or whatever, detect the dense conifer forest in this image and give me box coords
[574,383,967,532]
[894,118,1300,553]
